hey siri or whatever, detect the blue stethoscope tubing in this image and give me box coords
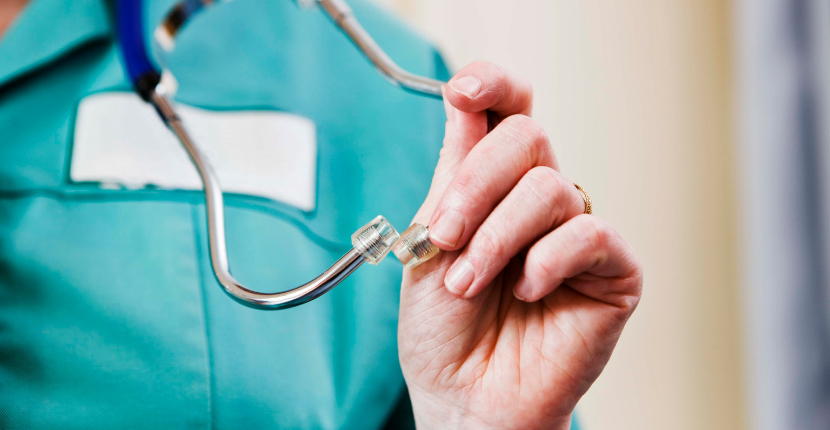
[115,0,162,100]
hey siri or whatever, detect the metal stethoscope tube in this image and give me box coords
[317,0,444,97]
[116,0,442,310]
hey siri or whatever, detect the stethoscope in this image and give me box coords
[116,0,442,310]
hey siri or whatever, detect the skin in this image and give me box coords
[0,0,27,38]
[0,0,639,423]
[398,61,643,430]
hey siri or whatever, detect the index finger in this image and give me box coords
[428,114,558,251]
[445,61,533,120]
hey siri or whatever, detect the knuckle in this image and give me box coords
[521,167,567,212]
[502,113,535,132]
[469,60,493,69]
[525,165,565,192]
[488,63,509,90]
[580,215,613,252]
[622,275,644,308]
[468,60,502,77]
[523,80,535,102]
[470,227,508,269]
[501,114,551,160]
[526,246,559,282]
[451,170,492,210]
[461,61,504,87]
[621,252,645,302]
[525,165,559,185]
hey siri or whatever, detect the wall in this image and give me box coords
[372,1,744,429]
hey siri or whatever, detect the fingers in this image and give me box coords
[445,61,533,120]
[412,89,489,226]
[440,88,489,164]
[514,215,643,310]
[443,166,585,298]
[416,62,537,229]
[428,114,559,250]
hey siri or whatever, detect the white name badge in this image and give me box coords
[71,92,317,211]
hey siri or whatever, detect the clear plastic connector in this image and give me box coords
[392,224,440,269]
[351,215,401,265]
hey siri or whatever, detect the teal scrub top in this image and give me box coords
[0,1,580,429]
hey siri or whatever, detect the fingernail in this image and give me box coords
[429,209,466,247]
[513,277,532,302]
[449,76,482,99]
[445,258,475,296]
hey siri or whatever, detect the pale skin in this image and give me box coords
[1,3,641,428]
[399,62,643,430]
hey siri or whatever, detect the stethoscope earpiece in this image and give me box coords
[116,0,444,310]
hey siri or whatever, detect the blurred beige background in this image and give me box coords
[372,0,743,429]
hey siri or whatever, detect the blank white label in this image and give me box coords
[71,92,317,211]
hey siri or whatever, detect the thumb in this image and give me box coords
[413,89,488,225]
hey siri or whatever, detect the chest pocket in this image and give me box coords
[71,91,318,212]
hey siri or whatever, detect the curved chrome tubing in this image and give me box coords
[317,0,444,97]
[152,90,371,310]
[146,0,444,309]
[153,0,445,98]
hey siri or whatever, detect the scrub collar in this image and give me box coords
[0,0,111,87]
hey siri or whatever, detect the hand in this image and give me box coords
[397,61,643,430]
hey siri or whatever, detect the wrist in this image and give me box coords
[408,386,492,430]
[408,384,572,430]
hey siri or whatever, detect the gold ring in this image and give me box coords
[573,183,592,214]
